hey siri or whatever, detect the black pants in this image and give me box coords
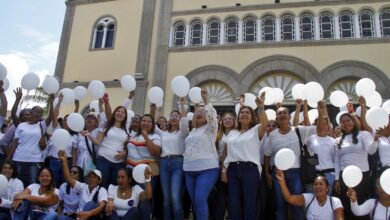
[0,207,11,220]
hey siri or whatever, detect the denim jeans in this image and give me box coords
[209,177,228,220]
[159,156,184,220]
[13,161,40,187]
[185,168,219,220]
[96,156,124,189]
[259,166,275,220]
[273,168,304,220]
[227,162,260,220]
[13,200,57,220]
[49,157,72,188]
[108,208,142,220]
[0,207,11,220]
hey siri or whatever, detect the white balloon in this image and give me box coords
[171,76,190,97]
[88,80,105,98]
[266,109,276,120]
[89,100,99,112]
[264,89,275,106]
[272,88,284,104]
[275,148,296,171]
[42,77,59,94]
[336,111,348,125]
[59,88,75,105]
[366,107,389,130]
[356,106,362,117]
[21,72,40,90]
[342,165,363,188]
[187,112,194,121]
[53,97,64,109]
[0,63,7,80]
[0,174,8,194]
[2,78,9,91]
[308,101,318,108]
[67,113,85,132]
[132,164,149,184]
[156,99,163,108]
[120,75,136,92]
[366,91,382,108]
[74,86,87,101]
[51,129,71,151]
[244,93,257,110]
[303,82,324,103]
[292,83,305,100]
[382,100,390,114]
[148,87,164,104]
[188,87,202,104]
[308,109,318,124]
[330,91,349,107]
[259,87,272,97]
[235,103,241,117]
[356,78,376,97]
[290,111,304,125]
[380,168,390,195]
[127,110,135,127]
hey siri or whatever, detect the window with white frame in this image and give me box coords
[380,9,390,36]
[173,21,186,46]
[92,17,116,49]
[300,14,314,40]
[190,20,203,45]
[208,19,220,44]
[320,13,334,39]
[225,17,239,44]
[359,10,375,37]
[339,11,354,38]
[281,15,295,40]
[243,17,256,42]
[262,16,275,41]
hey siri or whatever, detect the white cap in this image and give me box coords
[87,169,102,180]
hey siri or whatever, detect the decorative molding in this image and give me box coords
[66,0,116,6]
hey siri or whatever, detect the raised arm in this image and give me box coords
[149,103,156,121]
[74,99,80,113]
[202,90,218,134]
[303,100,310,126]
[52,93,63,129]
[347,188,373,217]
[11,87,23,127]
[123,91,135,109]
[293,99,303,126]
[179,97,189,136]
[103,93,112,120]
[358,96,371,133]
[44,94,55,126]
[58,150,76,188]
[275,169,305,206]
[0,81,7,119]
[316,100,327,132]
[256,92,268,140]
[139,167,153,201]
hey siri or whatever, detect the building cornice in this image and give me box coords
[66,0,115,7]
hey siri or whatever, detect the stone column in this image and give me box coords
[185,24,190,46]
[202,23,207,45]
[238,20,243,43]
[375,13,382,38]
[220,21,225,44]
[334,16,341,39]
[256,19,262,42]
[354,15,361,38]
[314,16,320,40]
[276,18,281,41]
[295,17,301,41]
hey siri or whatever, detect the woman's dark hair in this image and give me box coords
[237,106,257,131]
[137,114,155,135]
[337,113,359,149]
[314,174,329,187]
[38,167,56,194]
[19,108,31,123]
[118,167,136,186]
[63,114,78,136]
[1,160,18,178]
[104,106,128,136]
[66,166,84,194]
[167,110,181,131]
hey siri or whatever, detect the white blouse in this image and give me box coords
[372,136,390,167]
[0,178,24,209]
[108,185,144,217]
[351,199,390,220]
[155,117,189,157]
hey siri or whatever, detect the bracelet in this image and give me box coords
[145,177,151,182]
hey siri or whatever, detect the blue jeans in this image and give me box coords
[108,208,142,220]
[227,162,260,220]
[13,161,40,187]
[159,156,184,220]
[96,156,124,189]
[185,168,219,220]
[49,157,72,188]
[0,207,11,220]
[273,168,304,220]
[13,200,57,220]
[209,177,228,220]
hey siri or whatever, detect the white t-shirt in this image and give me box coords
[73,181,107,211]
[156,117,189,157]
[108,185,144,217]
[306,135,336,171]
[351,199,390,220]
[264,126,316,169]
[98,127,128,163]
[224,125,262,174]
[13,122,47,162]
[27,183,59,212]
[303,193,343,220]
[0,178,24,209]
[377,137,390,167]
[59,183,80,214]
[75,129,100,167]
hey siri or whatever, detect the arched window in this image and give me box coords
[243,17,256,42]
[320,13,334,39]
[208,19,220,44]
[173,21,186,47]
[339,11,354,38]
[281,15,295,40]
[300,14,314,40]
[359,10,375,37]
[92,17,116,49]
[380,9,390,36]
[262,16,275,41]
[225,17,239,44]
[190,20,203,45]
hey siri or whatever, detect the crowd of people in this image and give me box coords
[0,79,390,220]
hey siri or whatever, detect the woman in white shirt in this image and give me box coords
[183,90,219,220]
[105,167,152,219]
[0,160,24,220]
[13,167,59,220]
[221,93,267,220]
[276,169,344,220]
[57,166,83,219]
[85,106,129,189]
[156,97,189,220]
[347,174,390,220]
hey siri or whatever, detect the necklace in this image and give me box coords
[318,198,327,207]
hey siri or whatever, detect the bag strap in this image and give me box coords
[39,122,44,137]
[85,136,96,164]
[92,186,100,203]
[371,199,379,219]
[306,195,316,210]
[294,127,305,155]
[329,196,333,211]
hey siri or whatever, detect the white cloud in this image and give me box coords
[14,24,56,44]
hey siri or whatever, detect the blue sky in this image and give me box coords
[0,0,65,108]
